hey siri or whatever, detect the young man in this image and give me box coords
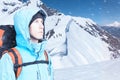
[0,8,53,80]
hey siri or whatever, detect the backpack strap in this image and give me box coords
[7,48,49,78]
[0,29,5,47]
[7,48,22,78]
[16,51,49,67]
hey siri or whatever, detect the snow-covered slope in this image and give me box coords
[54,58,120,80]
[45,15,120,69]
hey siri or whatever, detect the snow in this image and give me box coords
[72,16,97,27]
[106,21,120,27]
[0,0,21,25]
[0,0,40,25]
[54,58,120,80]
[45,15,112,69]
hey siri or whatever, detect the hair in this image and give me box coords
[29,10,47,27]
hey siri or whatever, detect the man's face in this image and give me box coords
[29,18,44,42]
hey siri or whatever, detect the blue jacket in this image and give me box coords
[0,8,53,80]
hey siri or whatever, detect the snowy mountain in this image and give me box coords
[106,21,120,27]
[45,15,120,69]
[101,26,120,39]
[1,0,120,71]
[101,21,120,39]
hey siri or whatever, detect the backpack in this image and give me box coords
[3,47,49,78]
[0,25,49,78]
[0,25,16,58]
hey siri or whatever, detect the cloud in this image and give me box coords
[106,21,120,27]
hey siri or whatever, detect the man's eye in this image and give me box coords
[41,21,43,24]
[34,19,43,24]
[34,20,38,23]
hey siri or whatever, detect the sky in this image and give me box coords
[42,0,120,25]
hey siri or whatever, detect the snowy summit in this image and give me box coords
[106,21,120,27]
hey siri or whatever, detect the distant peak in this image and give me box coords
[106,21,120,27]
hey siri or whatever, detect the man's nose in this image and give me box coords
[39,24,44,29]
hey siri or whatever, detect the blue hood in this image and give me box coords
[14,8,47,55]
